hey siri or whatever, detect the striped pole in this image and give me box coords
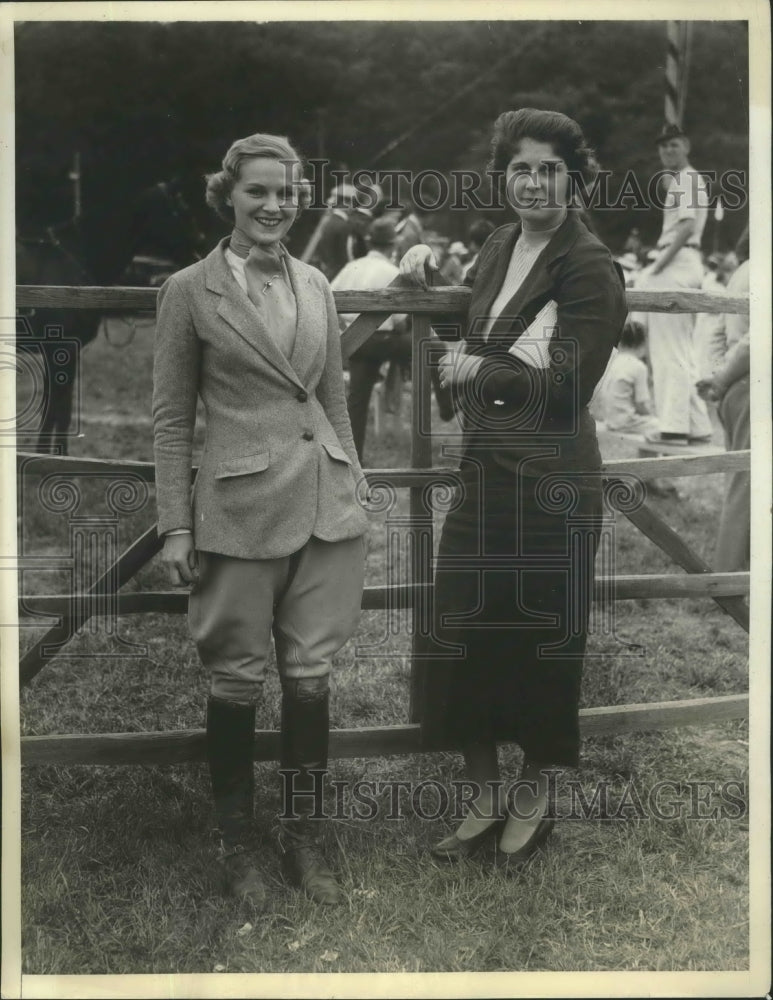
[665,21,681,126]
[678,22,693,126]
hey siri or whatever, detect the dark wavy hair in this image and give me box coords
[205,133,312,222]
[488,108,600,200]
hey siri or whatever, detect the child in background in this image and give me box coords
[598,319,659,435]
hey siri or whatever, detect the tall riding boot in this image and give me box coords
[278,683,342,905]
[206,695,266,911]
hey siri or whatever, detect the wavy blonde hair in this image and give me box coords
[205,133,312,222]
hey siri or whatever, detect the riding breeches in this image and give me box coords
[188,535,366,703]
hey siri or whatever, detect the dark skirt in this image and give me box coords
[419,459,603,767]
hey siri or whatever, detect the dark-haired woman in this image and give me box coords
[400,109,627,867]
[153,133,368,909]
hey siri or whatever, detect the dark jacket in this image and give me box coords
[438,211,627,478]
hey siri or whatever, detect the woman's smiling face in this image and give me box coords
[505,138,570,230]
[227,156,300,247]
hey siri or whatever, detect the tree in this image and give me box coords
[15,19,749,252]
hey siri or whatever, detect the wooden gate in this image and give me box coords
[15,281,750,766]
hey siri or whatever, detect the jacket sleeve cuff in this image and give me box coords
[157,515,193,537]
[473,355,548,406]
[156,494,193,537]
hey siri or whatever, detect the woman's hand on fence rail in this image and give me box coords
[161,532,199,587]
[398,244,439,290]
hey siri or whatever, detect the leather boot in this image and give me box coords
[277,684,342,905]
[206,696,266,911]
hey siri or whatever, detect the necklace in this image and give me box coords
[262,274,281,293]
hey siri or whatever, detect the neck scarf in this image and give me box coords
[229,228,298,360]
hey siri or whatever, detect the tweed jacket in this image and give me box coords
[152,237,369,559]
[437,210,627,479]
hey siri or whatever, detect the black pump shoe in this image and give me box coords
[430,817,506,862]
[494,817,555,871]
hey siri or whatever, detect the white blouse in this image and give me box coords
[481,222,562,370]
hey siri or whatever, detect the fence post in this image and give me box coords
[408,315,434,723]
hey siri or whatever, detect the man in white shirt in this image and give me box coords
[639,123,714,444]
[694,252,737,379]
[331,217,410,461]
[696,229,750,572]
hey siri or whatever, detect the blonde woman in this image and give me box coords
[153,133,368,910]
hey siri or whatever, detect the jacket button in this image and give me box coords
[296,390,308,402]
[302,430,314,441]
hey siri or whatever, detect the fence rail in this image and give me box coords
[16,282,750,766]
[16,448,752,485]
[17,284,750,315]
[19,572,750,621]
[20,695,749,767]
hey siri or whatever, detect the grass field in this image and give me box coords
[17,317,749,975]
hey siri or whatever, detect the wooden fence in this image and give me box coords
[16,281,750,765]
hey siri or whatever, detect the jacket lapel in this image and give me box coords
[285,255,326,381]
[204,238,305,390]
[468,212,585,354]
[465,225,518,347]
